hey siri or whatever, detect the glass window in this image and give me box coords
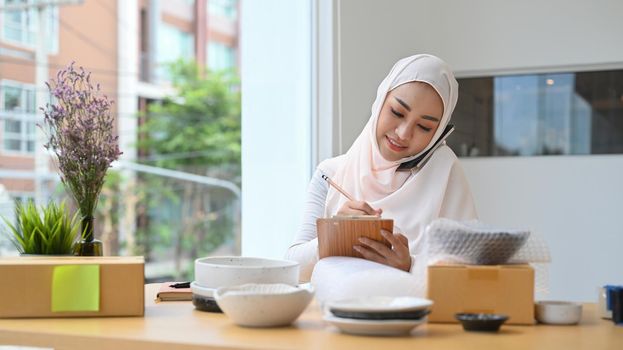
[3,139,21,151]
[5,120,21,133]
[208,0,237,20]
[3,86,21,111]
[25,89,36,113]
[1,82,37,154]
[207,42,235,72]
[10,193,35,206]
[449,69,623,157]
[157,24,194,81]
[1,1,59,53]
[26,140,34,152]
[26,121,35,133]
[130,67,241,281]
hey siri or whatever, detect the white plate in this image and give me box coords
[191,281,216,298]
[192,281,310,299]
[326,296,432,313]
[323,314,426,336]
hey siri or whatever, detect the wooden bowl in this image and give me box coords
[316,217,393,259]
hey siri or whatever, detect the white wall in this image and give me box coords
[240,0,312,258]
[116,0,139,250]
[331,0,623,301]
[462,155,623,301]
[336,0,623,151]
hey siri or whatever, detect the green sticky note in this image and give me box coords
[51,265,100,312]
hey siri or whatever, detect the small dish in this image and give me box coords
[323,314,426,336]
[326,296,433,313]
[455,313,509,332]
[535,301,582,325]
[330,308,430,321]
[190,281,221,313]
[191,281,215,298]
[215,283,314,327]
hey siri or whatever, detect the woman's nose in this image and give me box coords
[395,122,412,141]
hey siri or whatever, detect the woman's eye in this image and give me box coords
[390,107,404,118]
[418,125,432,132]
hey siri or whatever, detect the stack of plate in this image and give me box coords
[323,296,433,336]
[191,256,300,313]
[191,281,221,312]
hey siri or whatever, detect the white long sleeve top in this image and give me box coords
[284,169,419,282]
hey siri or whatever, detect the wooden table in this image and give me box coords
[0,284,621,350]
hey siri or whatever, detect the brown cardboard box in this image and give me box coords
[427,264,534,325]
[0,256,144,318]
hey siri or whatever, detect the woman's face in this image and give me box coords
[376,82,444,161]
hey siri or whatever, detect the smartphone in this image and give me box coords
[397,124,455,170]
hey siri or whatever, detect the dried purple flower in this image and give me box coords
[41,62,122,241]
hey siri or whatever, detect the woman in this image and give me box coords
[286,54,478,294]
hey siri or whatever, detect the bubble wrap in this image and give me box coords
[425,218,551,265]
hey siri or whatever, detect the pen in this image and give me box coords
[169,282,191,289]
[321,174,356,201]
[321,174,382,216]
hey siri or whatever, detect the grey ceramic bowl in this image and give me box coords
[455,313,509,332]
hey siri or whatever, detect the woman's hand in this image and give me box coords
[354,230,412,272]
[337,200,382,216]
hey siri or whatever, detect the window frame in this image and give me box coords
[0,0,59,54]
[0,80,38,156]
[156,22,195,82]
[207,0,238,21]
[206,41,236,72]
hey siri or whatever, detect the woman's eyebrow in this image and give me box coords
[394,97,411,111]
[394,96,440,122]
[423,115,440,122]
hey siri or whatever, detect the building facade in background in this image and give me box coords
[0,0,240,264]
[0,0,239,197]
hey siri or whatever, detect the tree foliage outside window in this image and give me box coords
[96,60,241,280]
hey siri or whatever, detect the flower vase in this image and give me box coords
[74,215,103,256]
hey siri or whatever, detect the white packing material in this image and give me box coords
[311,257,424,305]
[426,218,550,265]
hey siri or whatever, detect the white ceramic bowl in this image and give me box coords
[535,301,582,325]
[194,256,299,289]
[215,283,314,327]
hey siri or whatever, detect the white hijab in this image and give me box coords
[318,54,478,247]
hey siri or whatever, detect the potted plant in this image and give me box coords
[41,62,122,256]
[2,201,81,255]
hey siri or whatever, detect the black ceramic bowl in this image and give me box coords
[455,313,509,332]
[192,294,222,313]
[330,308,431,320]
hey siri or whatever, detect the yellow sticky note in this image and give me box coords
[51,265,100,312]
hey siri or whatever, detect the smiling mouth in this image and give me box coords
[385,135,407,152]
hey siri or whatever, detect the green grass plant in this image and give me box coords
[2,201,80,255]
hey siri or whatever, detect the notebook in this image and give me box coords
[155,282,192,302]
[317,216,393,258]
